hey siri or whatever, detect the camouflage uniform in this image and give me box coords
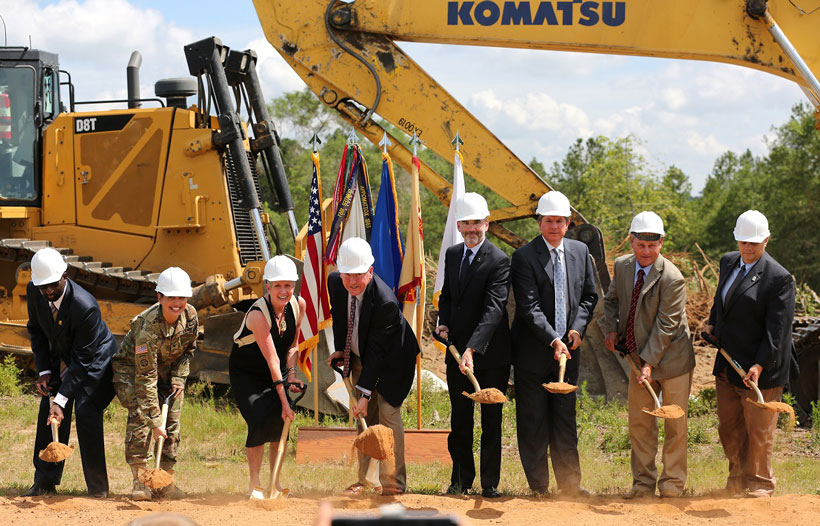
[113,303,198,472]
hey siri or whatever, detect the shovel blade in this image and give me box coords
[641,405,685,419]
[542,382,578,395]
[463,388,507,404]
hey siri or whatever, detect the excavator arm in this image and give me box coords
[254,1,819,249]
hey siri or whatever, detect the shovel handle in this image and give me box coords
[267,417,292,498]
[557,353,568,384]
[330,359,369,430]
[154,399,170,470]
[51,420,59,442]
[617,345,662,410]
[432,331,482,393]
[701,332,766,404]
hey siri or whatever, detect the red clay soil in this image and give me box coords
[3,493,820,526]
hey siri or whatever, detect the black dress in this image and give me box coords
[229,296,296,448]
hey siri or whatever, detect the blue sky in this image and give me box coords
[5,0,809,192]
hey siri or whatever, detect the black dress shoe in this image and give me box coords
[446,484,468,495]
[531,487,551,498]
[88,491,108,499]
[563,487,591,498]
[481,487,501,498]
[22,483,56,497]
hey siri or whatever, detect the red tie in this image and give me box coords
[625,269,645,354]
[343,296,357,378]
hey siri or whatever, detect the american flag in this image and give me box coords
[297,152,332,382]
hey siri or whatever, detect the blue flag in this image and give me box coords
[370,152,404,295]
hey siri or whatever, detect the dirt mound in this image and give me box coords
[353,424,394,461]
[464,388,507,403]
[643,405,685,419]
[38,442,74,462]
[140,468,174,489]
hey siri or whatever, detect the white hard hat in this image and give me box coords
[536,191,571,217]
[630,211,665,237]
[733,210,770,243]
[264,255,299,282]
[456,192,490,222]
[155,267,193,297]
[337,237,375,274]
[31,248,68,286]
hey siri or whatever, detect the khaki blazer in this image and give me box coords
[598,254,694,380]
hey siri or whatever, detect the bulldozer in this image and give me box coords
[0,36,303,385]
[252,0,820,416]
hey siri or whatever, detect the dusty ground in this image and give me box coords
[2,492,820,526]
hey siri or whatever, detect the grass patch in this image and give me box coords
[0,354,23,396]
[2,380,820,497]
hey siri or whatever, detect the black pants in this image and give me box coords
[32,366,115,494]
[447,360,509,490]
[514,364,581,492]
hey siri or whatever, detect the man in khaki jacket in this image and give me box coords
[599,211,695,499]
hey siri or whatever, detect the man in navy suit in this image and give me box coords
[435,192,511,498]
[24,248,117,497]
[511,191,598,497]
[327,238,420,496]
[705,210,798,498]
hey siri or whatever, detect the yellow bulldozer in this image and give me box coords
[0,36,302,385]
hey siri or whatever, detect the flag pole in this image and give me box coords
[409,130,423,430]
[311,132,323,425]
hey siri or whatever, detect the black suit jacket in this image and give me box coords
[437,240,511,370]
[27,279,118,400]
[708,251,797,389]
[510,236,598,374]
[328,271,420,407]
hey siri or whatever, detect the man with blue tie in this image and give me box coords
[510,191,598,497]
[705,210,798,498]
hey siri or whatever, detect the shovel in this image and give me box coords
[140,393,175,490]
[330,359,395,462]
[38,396,75,463]
[543,352,578,395]
[432,332,506,404]
[260,379,307,499]
[701,331,795,424]
[615,344,684,419]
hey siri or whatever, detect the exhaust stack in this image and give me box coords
[127,51,142,109]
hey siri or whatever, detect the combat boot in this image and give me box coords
[130,467,151,501]
[153,468,186,500]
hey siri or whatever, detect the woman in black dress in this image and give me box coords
[229,256,306,495]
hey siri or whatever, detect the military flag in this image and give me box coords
[370,151,404,295]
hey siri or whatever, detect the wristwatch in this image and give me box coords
[360,392,371,400]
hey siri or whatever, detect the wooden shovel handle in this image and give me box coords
[51,420,59,442]
[557,353,568,384]
[267,418,292,498]
[447,344,482,393]
[154,401,170,470]
[341,375,368,431]
[718,348,766,404]
[623,352,662,410]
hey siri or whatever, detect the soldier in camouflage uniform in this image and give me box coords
[113,267,198,501]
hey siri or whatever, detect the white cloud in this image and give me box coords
[685,131,728,157]
[662,87,687,110]
[471,89,592,136]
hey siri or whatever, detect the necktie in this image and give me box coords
[343,296,357,378]
[50,303,58,322]
[724,264,747,304]
[625,269,645,354]
[553,249,566,339]
[459,248,473,291]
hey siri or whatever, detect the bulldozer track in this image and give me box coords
[0,238,159,302]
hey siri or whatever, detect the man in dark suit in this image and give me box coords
[25,248,117,497]
[327,237,420,496]
[511,191,598,497]
[435,192,511,498]
[705,210,797,498]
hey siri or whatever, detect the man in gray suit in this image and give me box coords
[599,212,695,499]
[511,191,598,497]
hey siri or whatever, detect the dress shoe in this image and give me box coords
[21,483,56,497]
[531,487,551,498]
[481,487,501,498]
[563,487,591,498]
[622,488,654,500]
[659,488,683,498]
[88,490,108,499]
[746,488,772,498]
[446,484,468,495]
[380,486,404,496]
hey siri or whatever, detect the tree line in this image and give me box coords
[264,90,820,292]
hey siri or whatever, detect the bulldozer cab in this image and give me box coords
[0,47,60,203]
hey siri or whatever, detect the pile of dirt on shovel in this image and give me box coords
[353,424,394,461]
[38,442,74,462]
[140,469,174,489]
[644,405,685,419]
[464,388,507,403]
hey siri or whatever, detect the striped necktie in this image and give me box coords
[554,249,566,339]
[343,296,357,378]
